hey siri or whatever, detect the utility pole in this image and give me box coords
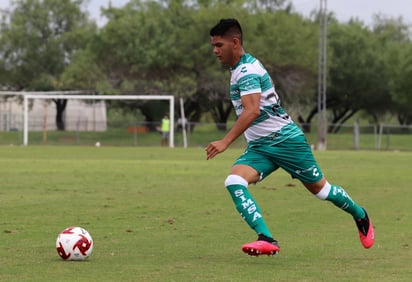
[317,0,328,150]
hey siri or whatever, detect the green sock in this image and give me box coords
[226,184,273,238]
[326,184,365,220]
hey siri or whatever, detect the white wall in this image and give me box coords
[0,98,107,131]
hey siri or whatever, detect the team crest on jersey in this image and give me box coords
[241,66,247,73]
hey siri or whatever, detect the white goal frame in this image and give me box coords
[17,93,175,147]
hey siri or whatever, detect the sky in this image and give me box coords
[0,0,411,27]
[291,0,412,26]
[83,0,412,27]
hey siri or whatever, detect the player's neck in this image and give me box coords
[230,49,245,67]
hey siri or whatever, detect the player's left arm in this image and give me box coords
[205,92,261,160]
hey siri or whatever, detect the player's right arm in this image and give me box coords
[205,92,261,160]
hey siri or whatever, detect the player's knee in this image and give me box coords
[224,174,248,188]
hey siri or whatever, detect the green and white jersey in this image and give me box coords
[230,53,302,144]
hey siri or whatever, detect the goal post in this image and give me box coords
[21,93,175,147]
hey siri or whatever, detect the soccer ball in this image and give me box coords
[56,226,93,261]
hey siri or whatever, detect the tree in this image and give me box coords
[90,0,195,127]
[385,43,412,125]
[0,0,96,130]
[46,0,321,131]
[372,15,412,125]
[326,21,391,132]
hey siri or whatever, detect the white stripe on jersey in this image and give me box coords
[230,53,297,143]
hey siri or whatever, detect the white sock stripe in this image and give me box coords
[315,181,331,200]
[224,174,248,187]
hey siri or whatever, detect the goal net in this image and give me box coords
[0,91,175,147]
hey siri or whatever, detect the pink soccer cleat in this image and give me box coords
[355,208,375,249]
[242,234,280,256]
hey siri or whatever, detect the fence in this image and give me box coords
[0,113,411,151]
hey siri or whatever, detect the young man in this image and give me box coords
[206,18,374,256]
[161,114,170,146]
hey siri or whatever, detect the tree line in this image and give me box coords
[1,0,411,131]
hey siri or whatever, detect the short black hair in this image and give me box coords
[209,18,243,44]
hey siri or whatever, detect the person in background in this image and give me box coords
[161,114,170,146]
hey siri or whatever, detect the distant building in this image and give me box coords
[0,97,107,132]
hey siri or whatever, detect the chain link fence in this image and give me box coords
[1,112,411,151]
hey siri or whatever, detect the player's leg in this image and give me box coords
[225,165,272,238]
[305,179,374,249]
[264,134,374,249]
[305,178,365,219]
[225,159,280,256]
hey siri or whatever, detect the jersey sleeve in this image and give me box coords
[236,65,262,96]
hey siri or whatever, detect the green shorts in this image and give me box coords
[234,134,323,184]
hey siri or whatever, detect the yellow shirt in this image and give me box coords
[161,118,170,132]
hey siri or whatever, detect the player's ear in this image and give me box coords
[232,36,242,48]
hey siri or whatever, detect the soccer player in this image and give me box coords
[205,18,374,256]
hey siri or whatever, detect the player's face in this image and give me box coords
[210,35,236,67]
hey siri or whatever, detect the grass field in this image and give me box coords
[0,146,411,281]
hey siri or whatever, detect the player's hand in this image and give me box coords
[205,140,229,160]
